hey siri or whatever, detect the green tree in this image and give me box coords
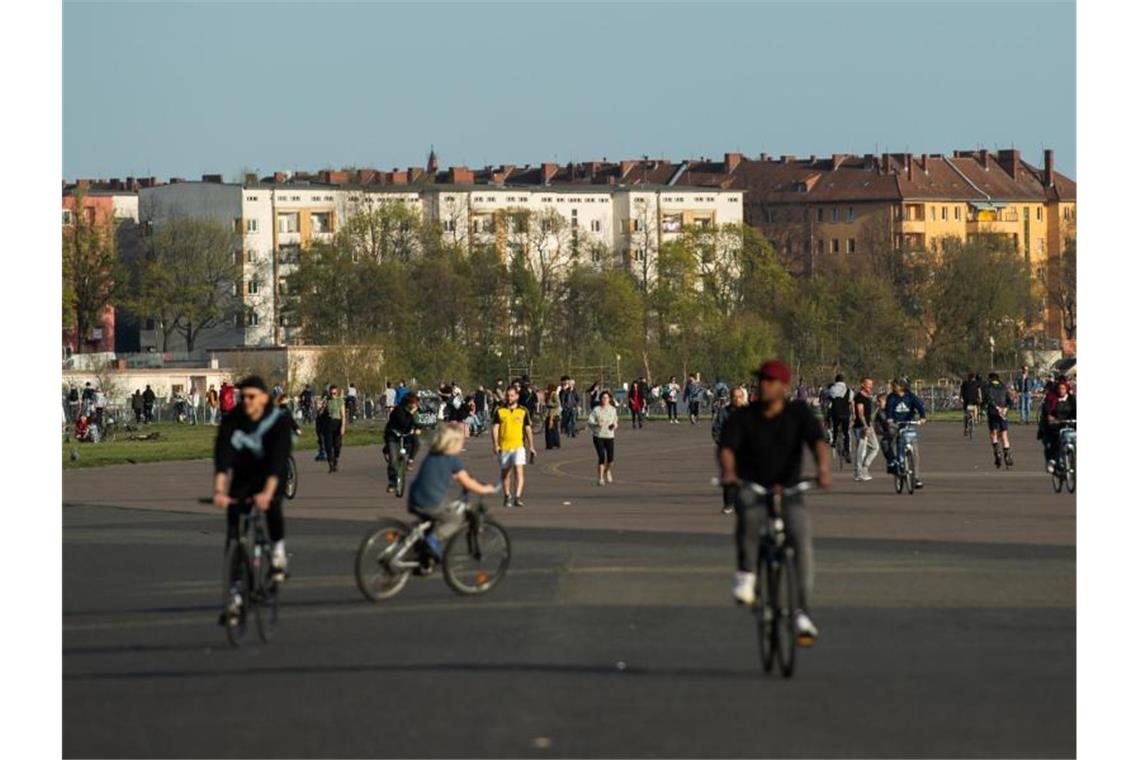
[62,189,121,352]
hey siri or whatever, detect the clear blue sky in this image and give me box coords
[63,1,1076,179]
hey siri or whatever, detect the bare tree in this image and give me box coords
[62,187,121,353]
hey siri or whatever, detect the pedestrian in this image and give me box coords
[711,385,749,514]
[491,385,536,509]
[851,376,880,481]
[81,382,95,414]
[131,388,144,424]
[142,384,156,423]
[473,384,489,435]
[346,382,359,422]
[218,382,235,417]
[664,376,680,423]
[320,384,347,472]
[629,376,648,429]
[188,387,201,425]
[382,381,396,419]
[587,389,619,486]
[587,381,602,410]
[1014,365,1037,424]
[560,378,580,438]
[394,379,410,407]
[206,384,219,425]
[543,383,562,450]
[684,373,703,424]
[66,385,80,422]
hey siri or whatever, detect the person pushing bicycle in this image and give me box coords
[717,359,830,643]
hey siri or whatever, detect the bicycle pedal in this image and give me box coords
[796,634,817,648]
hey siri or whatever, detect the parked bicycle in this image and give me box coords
[1050,421,1076,494]
[200,497,280,647]
[891,421,922,495]
[355,493,511,601]
[715,479,815,679]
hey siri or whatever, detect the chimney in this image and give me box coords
[919,154,927,173]
[759,152,769,162]
[881,153,891,174]
[724,152,742,173]
[542,162,558,184]
[1044,149,1055,187]
[998,149,1021,181]
[979,149,991,170]
[904,154,913,181]
[780,154,796,164]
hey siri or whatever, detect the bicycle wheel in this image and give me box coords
[443,517,511,595]
[253,546,279,643]
[756,557,775,673]
[394,455,407,498]
[355,520,414,601]
[773,555,797,678]
[1051,465,1064,493]
[284,455,297,500]
[894,459,905,494]
[222,543,251,647]
[905,451,916,495]
[1064,449,1076,493]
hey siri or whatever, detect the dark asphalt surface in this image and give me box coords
[63,421,1074,757]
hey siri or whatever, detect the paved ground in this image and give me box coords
[63,420,1075,758]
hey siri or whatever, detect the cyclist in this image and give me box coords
[213,376,294,621]
[408,424,500,560]
[718,359,830,642]
[492,385,536,508]
[982,372,1016,469]
[884,379,927,488]
[960,371,982,435]
[383,393,423,493]
[827,374,854,463]
[1041,379,1076,473]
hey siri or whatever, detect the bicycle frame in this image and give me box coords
[894,422,921,468]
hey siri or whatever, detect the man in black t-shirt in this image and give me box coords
[213,376,294,623]
[851,376,880,482]
[719,360,830,643]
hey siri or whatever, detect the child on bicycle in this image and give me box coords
[408,423,499,558]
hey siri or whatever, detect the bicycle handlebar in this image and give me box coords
[709,478,816,496]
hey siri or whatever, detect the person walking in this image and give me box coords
[851,376,880,481]
[320,384,347,472]
[543,383,562,450]
[664,376,680,423]
[629,376,648,429]
[491,385,535,509]
[1014,366,1037,425]
[219,382,235,418]
[560,378,580,438]
[684,373,704,424]
[206,384,219,425]
[473,384,489,435]
[587,389,619,486]
[131,388,144,424]
[142,384,157,423]
[66,385,80,422]
[711,385,748,513]
[345,383,359,422]
[381,382,396,419]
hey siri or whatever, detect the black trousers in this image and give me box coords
[688,401,700,419]
[631,408,645,427]
[322,427,343,464]
[666,401,678,421]
[226,498,285,545]
[592,436,615,465]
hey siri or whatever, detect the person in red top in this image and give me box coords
[219,382,236,415]
[74,415,92,442]
[628,377,648,429]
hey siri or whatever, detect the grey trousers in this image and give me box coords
[854,427,880,476]
[734,489,814,612]
[412,499,467,541]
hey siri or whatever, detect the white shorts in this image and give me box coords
[498,447,527,469]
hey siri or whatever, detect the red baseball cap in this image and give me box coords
[755,360,791,384]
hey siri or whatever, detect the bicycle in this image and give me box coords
[385,432,416,498]
[963,405,977,439]
[201,497,280,647]
[830,424,849,471]
[355,493,511,601]
[1050,421,1076,494]
[284,454,297,500]
[891,421,922,495]
[715,479,815,678]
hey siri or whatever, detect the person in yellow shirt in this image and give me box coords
[492,386,536,508]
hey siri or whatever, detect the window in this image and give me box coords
[277,212,299,233]
[831,208,839,223]
[233,218,242,233]
[1023,206,1030,222]
[512,216,526,233]
[1063,207,1073,221]
[248,280,259,295]
[246,250,258,263]
[847,207,855,222]
[634,247,645,262]
[941,206,947,221]
[571,217,578,229]
[279,244,300,264]
[311,212,332,233]
[831,238,839,254]
[1037,238,1046,253]
[248,311,259,326]
[245,218,258,233]
[62,209,73,225]
[954,206,961,221]
[590,219,601,232]
[632,219,643,232]
[442,219,456,232]
[847,238,856,254]
[144,318,156,330]
[277,278,287,295]
[816,208,824,223]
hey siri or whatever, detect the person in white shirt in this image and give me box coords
[188,389,201,425]
[587,390,619,485]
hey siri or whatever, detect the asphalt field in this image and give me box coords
[62,419,1075,758]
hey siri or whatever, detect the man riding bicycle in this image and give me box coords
[1041,379,1076,473]
[213,376,294,621]
[960,371,982,435]
[826,374,854,463]
[982,372,1016,469]
[384,393,423,493]
[718,359,831,643]
[884,379,927,488]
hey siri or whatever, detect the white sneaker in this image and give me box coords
[1046,460,1056,474]
[732,572,757,605]
[853,471,863,481]
[795,611,818,642]
[860,473,873,481]
[597,478,605,487]
[605,470,613,483]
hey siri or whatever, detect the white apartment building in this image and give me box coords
[138,178,741,349]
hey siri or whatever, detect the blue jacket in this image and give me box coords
[885,391,926,423]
